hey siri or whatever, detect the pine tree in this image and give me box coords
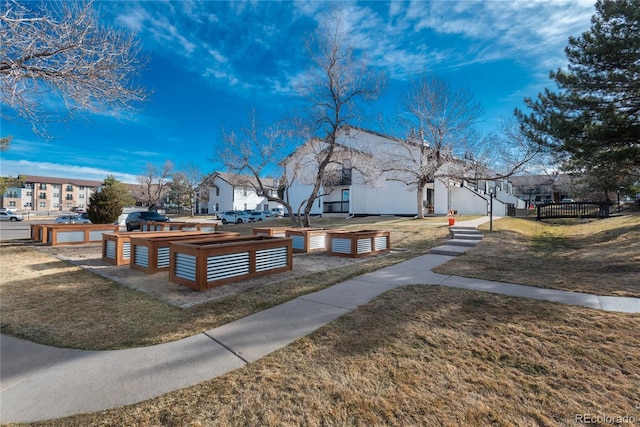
[516,0,640,194]
[87,176,134,224]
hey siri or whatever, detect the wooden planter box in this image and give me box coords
[179,223,218,232]
[169,236,293,291]
[253,226,292,237]
[141,221,218,232]
[102,231,208,266]
[326,230,391,258]
[45,224,120,246]
[285,228,330,253]
[31,223,55,243]
[129,232,240,274]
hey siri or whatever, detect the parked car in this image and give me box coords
[0,207,20,214]
[246,210,273,221]
[55,214,90,224]
[560,198,575,203]
[125,211,170,231]
[270,207,284,217]
[0,211,23,221]
[219,210,253,225]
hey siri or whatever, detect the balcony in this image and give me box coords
[323,201,349,214]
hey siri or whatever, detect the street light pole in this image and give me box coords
[489,188,494,232]
[617,187,622,213]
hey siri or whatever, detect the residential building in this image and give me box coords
[1,175,102,212]
[510,174,574,206]
[205,172,282,214]
[282,126,524,217]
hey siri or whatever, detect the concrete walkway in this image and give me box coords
[1,217,638,423]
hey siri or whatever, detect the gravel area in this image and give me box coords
[36,243,369,308]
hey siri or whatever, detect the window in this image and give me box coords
[5,191,18,198]
[38,192,46,199]
[214,186,220,196]
[39,202,46,208]
[53,184,60,189]
[79,186,85,190]
[9,201,16,207]
[264,204,269,211]
[65,194,73,200]
[66,203,72,209]
[79,194,84,198]
[26,190,32,196]
[53,202,59,208]
[24,183,33,189]
[53,192,59,198]
[66,185,73,192]
[39,183,47,190]
[24,202,32,208]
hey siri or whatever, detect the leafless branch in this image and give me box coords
[0,0,149,136]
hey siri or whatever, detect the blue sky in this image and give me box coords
[1,0,597,184]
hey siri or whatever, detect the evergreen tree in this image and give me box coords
[516,0,640,193]
[87,176,134,224]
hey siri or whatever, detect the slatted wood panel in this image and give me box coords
[129,231,240,274]
[45,224,119,246]
[327,230,390,258]
[169,236,293,291]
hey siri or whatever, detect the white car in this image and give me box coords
[55,214,91,224]
[0,211,23,221]
[246,210,273,221]
[219,210,253,224]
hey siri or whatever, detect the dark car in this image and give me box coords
[125,211,170,231]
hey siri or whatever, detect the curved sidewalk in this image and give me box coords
[2,219,638,423]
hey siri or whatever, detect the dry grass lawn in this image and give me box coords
[0,216,453,350]
[33,286,640,427]
[2,214,640,426]
[434,213,640,298]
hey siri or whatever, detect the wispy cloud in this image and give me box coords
[108,1,595,103]
[1,160,139,183]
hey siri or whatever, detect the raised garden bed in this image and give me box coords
[252,226,292,237]
[285,228,331,253]
[102,231,211,266]
[169,236,293,291]
[141,221,218,232]
[30,223,54,244]
[129,231,240,274]
[326,230,391,258]
[43,224,120,246]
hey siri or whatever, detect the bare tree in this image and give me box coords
[0,0,148,137]
[167,164,202,216]
[136,161,173,209]
[384,73,483,218]
[218,109,302,225]
[217,11,385,227]
[289,9,385,226]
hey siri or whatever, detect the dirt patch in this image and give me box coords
[36,244,373,308]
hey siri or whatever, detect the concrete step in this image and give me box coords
[452,233,483,240]
[429,245,472,256]
[447,239,481,247]
[450,226,478,232]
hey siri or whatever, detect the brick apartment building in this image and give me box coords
[1,175,102,212]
